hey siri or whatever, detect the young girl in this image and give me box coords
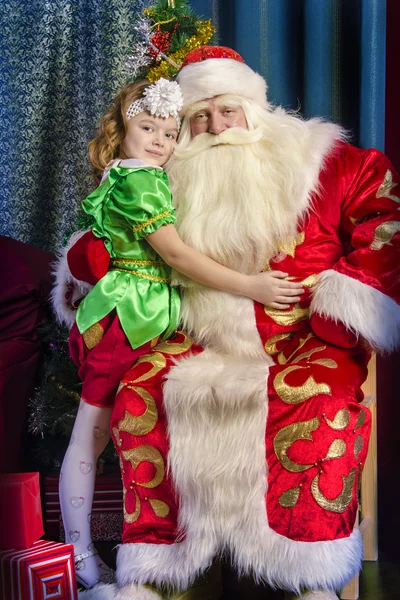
[59,78,304,589]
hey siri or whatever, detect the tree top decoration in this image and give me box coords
[125,0,216,82]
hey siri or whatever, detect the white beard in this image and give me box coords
[165,118,340,354]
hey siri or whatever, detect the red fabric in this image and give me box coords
[181,45,245,68]
[0,539,77,599]
[69,312,152,407]
[0,236,54,474]
[111,331,203,545]
[0,473,44,549]
[67,230,109,285]
[310,314,358,349]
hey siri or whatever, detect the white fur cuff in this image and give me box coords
[78,582,162,600]
[310,269,400,352]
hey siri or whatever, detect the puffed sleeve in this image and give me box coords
[311,147,400,352]
[112,168,177,240]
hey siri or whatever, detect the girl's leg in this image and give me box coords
[59,400,113,589]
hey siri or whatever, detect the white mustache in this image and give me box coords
[174,127,264,160]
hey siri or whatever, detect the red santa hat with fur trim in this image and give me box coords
[177,45,268,114]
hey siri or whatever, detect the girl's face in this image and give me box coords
[121,111,178,167]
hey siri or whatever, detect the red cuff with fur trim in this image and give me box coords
[310,313,358,349]
[67,231,109,286]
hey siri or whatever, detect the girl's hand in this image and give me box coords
[247,271,305,308]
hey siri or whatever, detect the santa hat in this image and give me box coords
[177,46,268,114]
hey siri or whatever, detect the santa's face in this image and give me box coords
[190,96,248,137]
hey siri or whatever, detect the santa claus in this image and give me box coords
[74,47,400,600]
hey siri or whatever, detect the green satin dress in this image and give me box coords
[76,163,181,350]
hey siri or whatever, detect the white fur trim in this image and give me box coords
[310,269,400,352]
[117,350,362,593]
[51,230,93,329]
[177,58,268,113]
[79,582,119,599]
[79,582,161,600]
[297,592,339,600]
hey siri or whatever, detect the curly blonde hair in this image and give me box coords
[88,80,151,183]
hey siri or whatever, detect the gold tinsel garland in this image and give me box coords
[147,20,215,81]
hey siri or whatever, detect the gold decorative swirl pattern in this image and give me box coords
[311,468,357,513]
[148,498,170,518]
[277,231,305,257]
[124,487,140,524]
[324,439,346,460]
[279,487,301,508]
[290,346,327,365]
[154,331,194,354]
[277,333,314,365]
[370,220,400,250]
[354,435,363,460]
[300,274,320,288]
[264,332,293,355]
[122,445,165,488]
[376,170,400,204]
[118,388,158,437]
[264,303,309,326]
[82,323,104,350]
[273,366,331,404]
[324,409,351,430]
[274,417,320,472]
[355,409,366,430]
[128,352,167,384]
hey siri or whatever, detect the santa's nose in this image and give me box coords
[208,112,227,135]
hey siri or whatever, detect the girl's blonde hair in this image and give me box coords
[89,80,151,183]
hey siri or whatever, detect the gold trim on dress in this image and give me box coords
[108,266,169,283]
[110,258,165,267]
[132,210,171,233]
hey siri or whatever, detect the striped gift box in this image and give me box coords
[44,472,123,541]
[0,540,77,600]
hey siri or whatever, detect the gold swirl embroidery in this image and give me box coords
[311,468,357,513]
[264,332,293,355]
[277,333,315,365]
[124,487,140,524]
[277,231,305,258]
[264,303,309,326]
[108,266,169,283]
[279,487,301,508]
[148,498,170,518]
[122,445,165,488]
[300,273,320,288]
[112,427,122,447]
[370,220,400,250]
[82,323,104,349]
[376,170,400,204]
[324,439,346,460]
[118,388,158,437]
[127,352,167,384]
[132,210,171,233]
[274,417,320,472]
[355,408,366,430]
[354,435,363,460]
[290,346,327,364]
[273,365,331,404]
[154,331,194,354]
[324,409,351,430]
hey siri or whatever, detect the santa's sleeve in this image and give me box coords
[310,148,400,353]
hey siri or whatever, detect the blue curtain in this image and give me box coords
[191,0,386,150]
[0,0,152,251]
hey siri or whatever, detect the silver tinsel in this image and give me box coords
[124,15,153,79]
[28,387,52,437]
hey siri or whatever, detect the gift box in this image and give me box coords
[0,473,44,549]
[0,539,77,600]
[43,472,123,542]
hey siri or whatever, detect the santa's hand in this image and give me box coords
[249,271,304,308]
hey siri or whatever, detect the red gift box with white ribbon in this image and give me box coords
[0,473,44,549]
[0,539,77,600]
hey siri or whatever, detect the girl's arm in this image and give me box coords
[146,224,304,308]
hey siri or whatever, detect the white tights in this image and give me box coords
[59,400,113,588]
